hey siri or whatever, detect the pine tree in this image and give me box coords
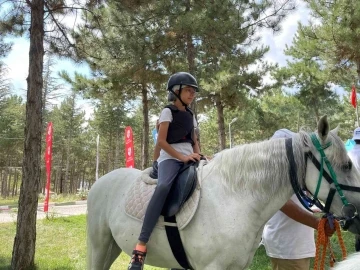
[69,0,295,154]
[0,0,105,267]
[300,0,360,83]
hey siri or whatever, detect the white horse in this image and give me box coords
[333,252,360,270]
[87,116,360,270]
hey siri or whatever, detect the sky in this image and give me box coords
[260,1,310,66]
[3,37,91,92]
[2,1,312,118]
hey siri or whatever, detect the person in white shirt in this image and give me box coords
[262,129,334,270]
[347,127,360,252]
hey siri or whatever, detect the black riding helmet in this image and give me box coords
[167,72,199,103]
[167,72,199,92]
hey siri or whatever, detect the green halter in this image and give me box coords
[310,133,349,206]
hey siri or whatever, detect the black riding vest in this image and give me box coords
[165,105,194,145]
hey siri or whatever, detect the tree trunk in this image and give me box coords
[12,0,44,268]
[184,23,202,150]
[56,166,61,194]
[7,167,12,197]
[42,57,50,131]
[64,131,72,194]
[12,168,19,197]
[60,170,64,194]
[115,130,120,168]
[215,94,226,150]
[1,167,8,197]
[185,0,198,117]
[141,83,149,169]
[81,166,86,190]
[108,134,112,172]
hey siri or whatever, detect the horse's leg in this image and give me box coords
[88,216,122,270]
[88,230,122,269]
[102,237,122,269]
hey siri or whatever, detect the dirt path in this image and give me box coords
[0,201,87,223]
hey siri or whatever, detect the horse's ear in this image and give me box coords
[331,125,340,136]
[317,115,329,141]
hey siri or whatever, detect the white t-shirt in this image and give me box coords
[348,144,360,171]
[157,107,197,164]
[262,194,316,259]
[271,128,295,139]
[262,128,315,259]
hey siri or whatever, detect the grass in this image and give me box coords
[0,214,357,269]
[0,215,164,270]
[0,197,18,206]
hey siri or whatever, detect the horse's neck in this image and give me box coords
[201,162,294,230]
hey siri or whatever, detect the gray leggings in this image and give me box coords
[139,159,183,243]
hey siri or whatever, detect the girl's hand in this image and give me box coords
[181,153,201,163]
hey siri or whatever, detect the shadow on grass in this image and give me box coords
[0,255,11,270]
[0,256,76,270]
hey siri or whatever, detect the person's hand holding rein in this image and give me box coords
[322,218,336,237]
[313,217,336,237]
[181,153,201,163]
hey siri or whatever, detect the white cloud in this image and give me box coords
[3,38,29,95]
[3,37,90,95]
[261,2,310,66]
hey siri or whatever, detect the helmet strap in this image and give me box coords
[170,84,187,107]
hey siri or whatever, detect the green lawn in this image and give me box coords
[0,215,357,269]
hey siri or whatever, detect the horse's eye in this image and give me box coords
[341,161,352,172]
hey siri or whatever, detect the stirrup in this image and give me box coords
[128,249,147,270]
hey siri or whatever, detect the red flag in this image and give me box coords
[44,122,53,212]
[351,85,357,108]
[125,126,135,168]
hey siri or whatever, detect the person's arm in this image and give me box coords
[152,119,161,162]
[280,200,319,229]
[192,129,201,154]
[280,199,335,236]
[153,144,161,161]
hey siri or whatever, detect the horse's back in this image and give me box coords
[88,168,141,214]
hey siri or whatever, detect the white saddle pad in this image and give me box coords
[125,160,206,230]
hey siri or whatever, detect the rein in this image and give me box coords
[314,217,346,270]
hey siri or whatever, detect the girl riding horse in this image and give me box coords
[128,72,201,270]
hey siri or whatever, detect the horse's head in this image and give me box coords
[303,115,360,234]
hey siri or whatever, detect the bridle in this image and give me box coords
[286,133,360,230]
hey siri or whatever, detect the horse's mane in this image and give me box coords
[209,130,347,197]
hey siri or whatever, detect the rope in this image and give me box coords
[314,218,347,270]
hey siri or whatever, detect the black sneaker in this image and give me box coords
[128,249,146,270]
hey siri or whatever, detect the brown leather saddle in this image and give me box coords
[151,161,198,217]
